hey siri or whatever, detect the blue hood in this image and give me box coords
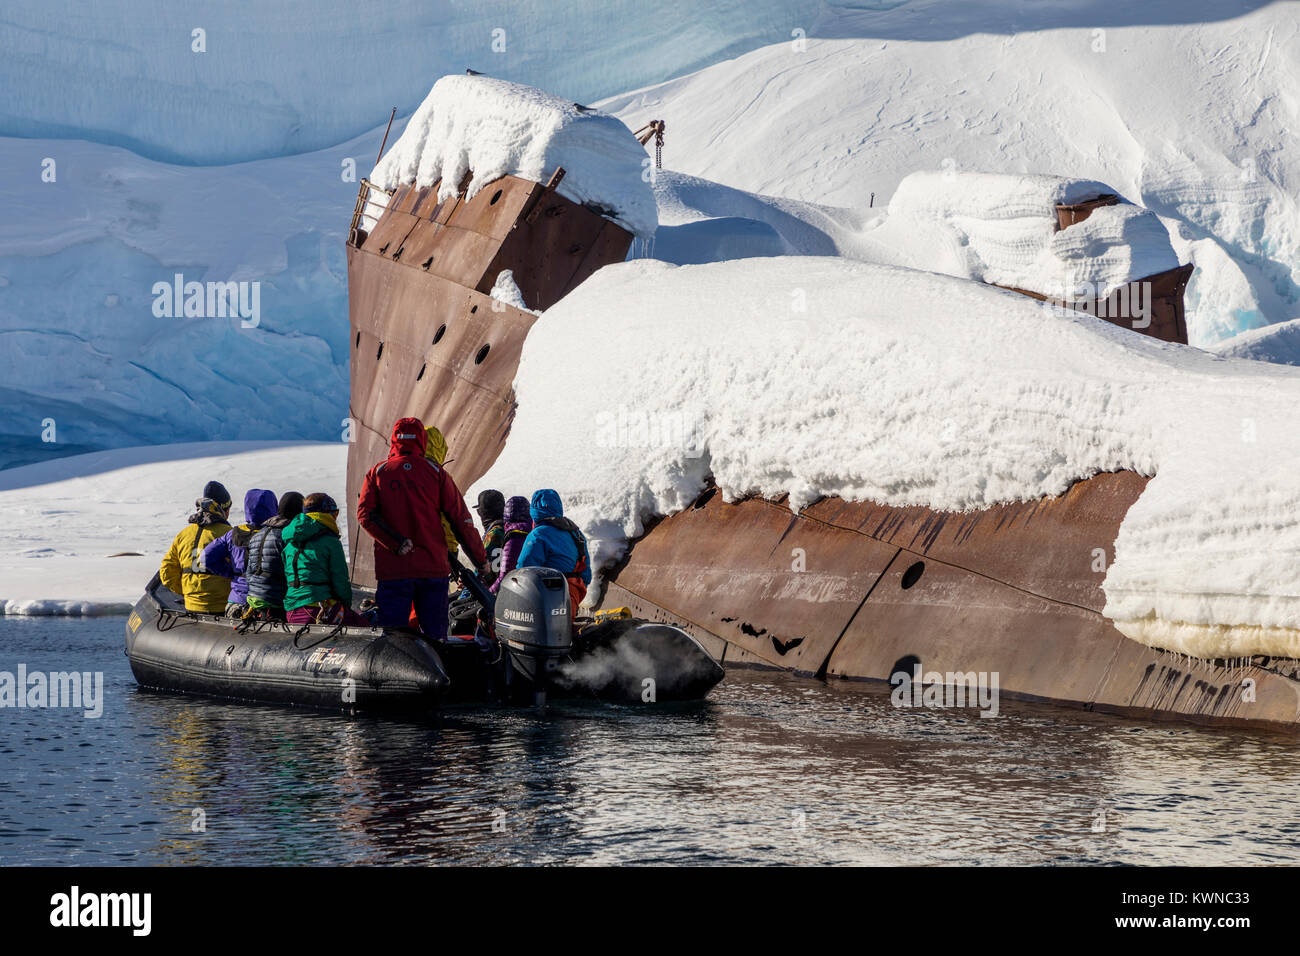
[529,488,563,523]
[244,488,278,527]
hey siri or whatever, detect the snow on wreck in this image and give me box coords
[363,73,657,241]
[859,171,1194,343]
[481,251,1300,668]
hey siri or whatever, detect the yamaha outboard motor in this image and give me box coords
[494,567,573,703]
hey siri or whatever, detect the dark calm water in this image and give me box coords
[2,615,1300,866]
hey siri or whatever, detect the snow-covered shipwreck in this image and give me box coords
[344,77,1298,731]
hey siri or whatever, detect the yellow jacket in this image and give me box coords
[424,425,460,555]
[160,519,233,613]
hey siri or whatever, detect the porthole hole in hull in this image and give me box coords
[890,654,921,685]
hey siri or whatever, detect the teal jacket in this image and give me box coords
[281,512,352,611]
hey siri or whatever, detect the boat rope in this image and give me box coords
[293,625,337,651]
[156,610,197,632]
[346,404,391,447]
[375,107,397,165]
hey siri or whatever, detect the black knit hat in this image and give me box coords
[474,489,505,522]
[278,491,304,519]
[202,480,232,510]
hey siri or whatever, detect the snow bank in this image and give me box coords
[2,600,133,616]
[604,2,1300,344]
[863,172,1181,299]
[1212,319,1300,368]
[0,442,346,612]
[644,169,1182,304]
[889,172,1114,224]
[371,75,656,237]
[478,256,1300,660]
[643,169,867,264]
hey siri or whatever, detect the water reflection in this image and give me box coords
[3,617,1300,865]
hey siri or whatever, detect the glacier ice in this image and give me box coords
[1,0,820,164]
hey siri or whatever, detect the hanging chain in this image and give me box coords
[634,120,666,169]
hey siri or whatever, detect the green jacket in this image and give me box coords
[281,512,352,611]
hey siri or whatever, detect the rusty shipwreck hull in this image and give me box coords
[345,172,634,582]
[603,475,1300,730]
[344,168,1300,729]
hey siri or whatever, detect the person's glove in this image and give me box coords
[477,563,492,583]
[396,538,414,556]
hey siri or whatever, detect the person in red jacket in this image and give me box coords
[357,416,490,639]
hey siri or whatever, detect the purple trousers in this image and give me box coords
[286,603,368,626]
[376,577,450,640]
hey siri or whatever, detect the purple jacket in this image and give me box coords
[203,489,277,604]
[490,496,533,594]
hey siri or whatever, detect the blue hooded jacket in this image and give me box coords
[516,489,591,586]
[202,488,277,605]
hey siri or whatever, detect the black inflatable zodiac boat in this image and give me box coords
[125,566,723,712]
